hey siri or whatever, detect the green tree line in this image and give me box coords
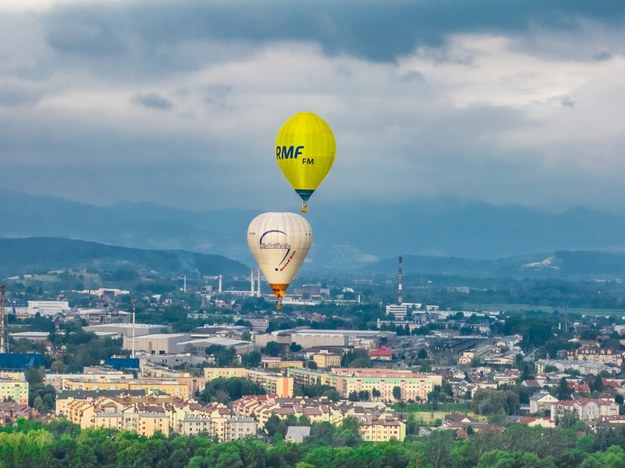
[7,417,625,467]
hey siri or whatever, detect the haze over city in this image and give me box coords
[2,1,625,212]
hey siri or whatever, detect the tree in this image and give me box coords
[417,348,428,360]
[264,341,281,357]
[241,351,261,368]
[557,409,579,429]
[392,386,402,401]
[264,415,288,437]
[205,345,237,367]
[557,377,572,400]
[589,375,604,394]
[425,431,455,468]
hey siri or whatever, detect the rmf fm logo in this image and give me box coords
[276,145,314,164]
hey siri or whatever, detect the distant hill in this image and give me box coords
[4,189,625,270]
[364,250,625,280]
[0,238,249,278]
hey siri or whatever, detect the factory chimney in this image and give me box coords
[398,256,403,305]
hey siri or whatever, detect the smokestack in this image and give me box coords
[257,268,261,297]
[183,275,187,293]
[218,275,222,293]
[250,269,255,296]
[131,298,136,359]
[0,284,7,354]
[398,256,403,305]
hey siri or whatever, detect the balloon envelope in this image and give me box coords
[247,212,312,299]
[275,112,335,210]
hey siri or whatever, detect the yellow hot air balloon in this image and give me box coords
[247,212,312,310]
[275,112,336,212]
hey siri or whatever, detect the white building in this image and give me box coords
[84,323,170,338]
[27,301,69,317]
[123,333,192,355]
[551,398,619,422]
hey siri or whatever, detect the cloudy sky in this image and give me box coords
[2,0,625,212]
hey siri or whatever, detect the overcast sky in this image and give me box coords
[2,0,625,212]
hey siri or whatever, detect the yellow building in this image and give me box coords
[288,368,441,402]
[335,369,442,402]
[94,410,170,437]
[312,353,341,369]
[247,370,293,398]
[61,378,191,399]
[204,368,294,397]
[357,414,406,442]
[261,357,304,370]
[203,368,248,380]
[287,368,339,387]
[232,395,406,442]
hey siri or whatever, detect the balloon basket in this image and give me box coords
[300,203,308,213]
[275,301,283,311]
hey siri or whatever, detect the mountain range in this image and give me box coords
[2,189,625,276]
[0,237,248,278]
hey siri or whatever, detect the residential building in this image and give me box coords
[204,368,248,380]
[285,426,311,443]
[536,359,619,376]
[203,368,294,397]
[261,357,304,370]
[0,401,37,424]
[247,370,293,398]
[312,352,341,369]
[0,377,29,405]
[551,398,619,422]
[567,347,624,367]
[529,392,559,415]
[232,395,405,442]
[369,347,393,361]
[358,414,406,442]
[288,368,442,402]
[59,377,192,398]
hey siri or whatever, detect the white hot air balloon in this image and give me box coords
[247,212,312,309]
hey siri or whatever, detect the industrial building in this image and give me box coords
[84,323,170,339]
[255,328,395,350]
[123,333,191,355]
[178,336,253,355]
[27,300,70,317]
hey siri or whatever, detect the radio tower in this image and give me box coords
[398,256,403,305]
[0,284,7,353]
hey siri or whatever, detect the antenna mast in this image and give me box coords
[131,298,136,359]
[398,256,403,305]
[0,284,7,353]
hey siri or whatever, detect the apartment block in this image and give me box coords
[0,377,29,405]
[288,367,442,402]
[203,368,294,397]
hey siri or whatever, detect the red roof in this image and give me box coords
[369,347,393,358]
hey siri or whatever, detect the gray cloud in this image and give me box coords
[0,86,40,107]
[1,0,625,214]
[131,92,173,110]
[40,1,625,63]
